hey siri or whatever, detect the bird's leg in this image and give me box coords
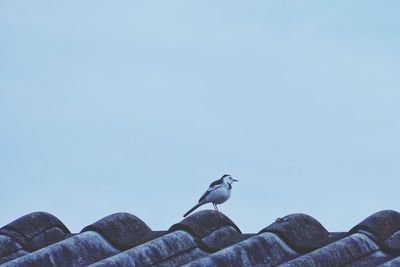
[212,203,217,211]
[215,204,223,218]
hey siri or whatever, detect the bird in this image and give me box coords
[183,174,238,217]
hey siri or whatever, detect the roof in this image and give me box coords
[1,210,400,266]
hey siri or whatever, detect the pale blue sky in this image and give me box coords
[1,1,400,233]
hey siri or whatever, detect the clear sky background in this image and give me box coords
[1,1,399,233]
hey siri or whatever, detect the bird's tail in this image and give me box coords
[183,203,204,217]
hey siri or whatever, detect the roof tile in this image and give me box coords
[280,233,380,267]
[169,210,241,238]
[0,212,70,252]
[1,209,400,267]
[259,213,340,252]
[185,232,299,266]
[350,210,400,241]
[2,232,118,267]
[81,212,155,250]
[89,230,207,267]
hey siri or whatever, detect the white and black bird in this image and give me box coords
[183,174,238,217]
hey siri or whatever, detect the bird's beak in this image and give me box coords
[233,179,238,182]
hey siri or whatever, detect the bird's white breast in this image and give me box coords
[205,183,231,204]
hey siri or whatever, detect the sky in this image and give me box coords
[1,1,400,233]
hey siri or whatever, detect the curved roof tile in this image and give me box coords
[2,232,118,267]
[0,235,24,258]
[89,230,207,267]
[185,232,299,266]
[259,213,341,252]
[385,230,400,253]
[379,256,400,266]
[0,235,28,264]
[346,250,393,266]
[81,212,154,250]
[350,210,400,241]
[169,210,241,238]
[0,212,70,252]
[1,209,400,266]
[169,210,245,252]
[200,225,250,251]
[280,233,380,267]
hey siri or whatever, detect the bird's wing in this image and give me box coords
[198,183,223,203]
[209,177,223,188]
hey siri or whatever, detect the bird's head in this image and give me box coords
[222,174,238,184]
